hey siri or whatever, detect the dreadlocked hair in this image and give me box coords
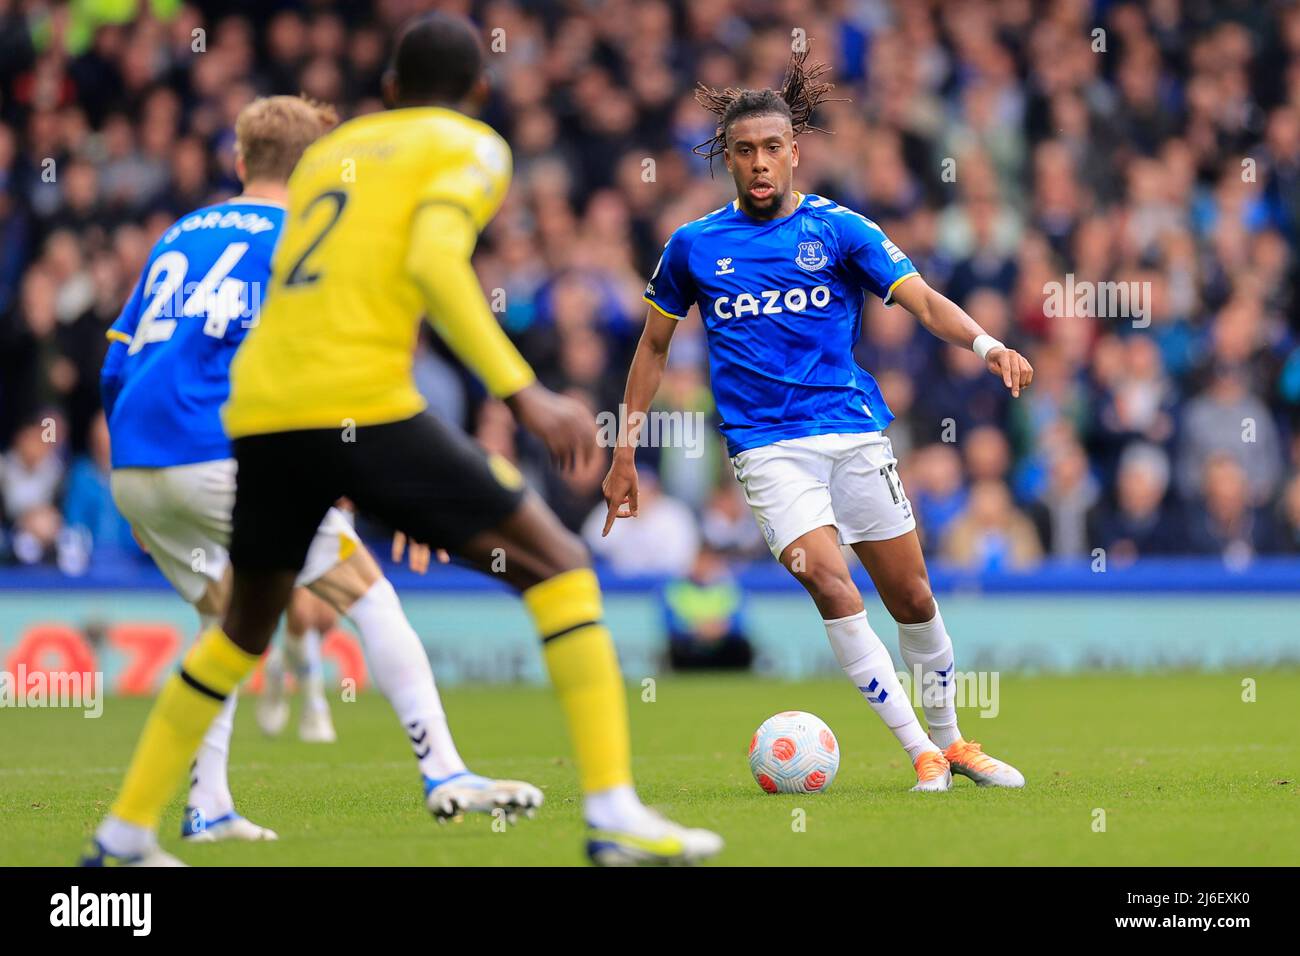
[693,45,843,166]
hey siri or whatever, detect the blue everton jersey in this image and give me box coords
[644,193,918,456]
[101,200,284,468]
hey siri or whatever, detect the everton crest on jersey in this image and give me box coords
[795,240,828,271]
[644,193,919,456]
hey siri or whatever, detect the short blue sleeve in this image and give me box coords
[644,227,696,320]
[109,271,146,342]
[835,210,918,305]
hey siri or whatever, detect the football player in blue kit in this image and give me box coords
[88,96,540,867]
[603,51,1033,792]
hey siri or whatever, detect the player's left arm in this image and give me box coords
[890,276,1034,399]
[100,271,146,417]
[406,203,536,399]
[406,203,595,468]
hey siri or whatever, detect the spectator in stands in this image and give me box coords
[1007,345,1091,470]
[1274,474,1300,554]
[700,482,766,562]
[914,343,1009,442]
[0,130,28,318]
[874,366,918,459]
[7,267,78,432]
[945,209,1019,305]
[1092,334,1177,474]
[963,424,1013,483]
[854,294,932,389]
[1,417,64,564]
[1177,363,1284,505]
[650,359,720,513]
[941,479,1043,572]
[1088,442,1185,562]
[1185,453,1278,564]
[1028,440,1100,557]
[905,442,968,549]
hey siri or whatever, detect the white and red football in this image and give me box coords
[748,711,840,794]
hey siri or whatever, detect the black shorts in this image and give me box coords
[229,412,526,574]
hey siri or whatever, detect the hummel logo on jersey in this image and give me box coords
[715,257,735,275]
[795,240,829,271]
[713,285,831,319]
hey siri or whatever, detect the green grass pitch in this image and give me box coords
[3,671,1297,866]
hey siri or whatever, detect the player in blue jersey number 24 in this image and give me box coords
[604,50,1033,793]
[87,96,541,867]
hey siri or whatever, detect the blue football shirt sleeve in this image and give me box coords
[100,272,145,418]
[837,211,919,305]
[643,227,696,320]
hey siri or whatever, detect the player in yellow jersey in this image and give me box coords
[84,95,543,868]
[93,12,721,867]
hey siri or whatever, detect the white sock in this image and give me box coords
[346,578,467,781]
[189,691,237,818]
[824,611,937,761]
[189,612,236,817]
[897,603,962,749]
[263,641,286,695]
[96,816,155,856]
[585,785,648,830]
[283,626,308,672]
[288,627,329,714]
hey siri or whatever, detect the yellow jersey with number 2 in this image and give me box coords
[225,106,526,437]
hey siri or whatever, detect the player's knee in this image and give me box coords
[794,564,858,616]
[891,580,936,625]
[223,570,295,656]
[285,596,308,636]
[532,528,590,583]
[497,525,592,592]
[222,606,277,656]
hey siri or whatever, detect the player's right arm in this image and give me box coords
[405,202,595,468]
[601,229,694,535]
[838,210,1034,397]
[601,308,679,535]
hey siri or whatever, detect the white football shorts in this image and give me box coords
[110,458,359,605]
[730,431,916,560]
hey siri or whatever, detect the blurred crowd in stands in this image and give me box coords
[1,0,1299,581]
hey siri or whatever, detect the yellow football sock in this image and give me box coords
[110,627,260,830]
[523,568,632,793]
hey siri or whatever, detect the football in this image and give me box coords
[748,711,840,794]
